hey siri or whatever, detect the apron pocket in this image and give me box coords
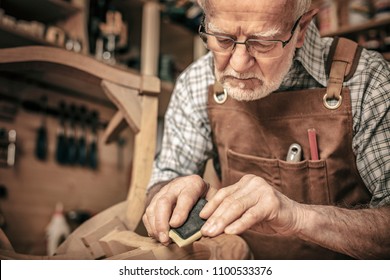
[227,149,330,204]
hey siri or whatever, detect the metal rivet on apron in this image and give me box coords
[323,93,343,110]
[214,88,228,104]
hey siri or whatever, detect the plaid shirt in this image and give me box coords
[149,22,390,207]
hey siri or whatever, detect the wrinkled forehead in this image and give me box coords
[204,0,295,31]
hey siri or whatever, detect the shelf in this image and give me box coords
[321,16,390,37]
[0,23,56,48]
[0,46,160,107]
[110,0,145,9]
[0,0,81,23]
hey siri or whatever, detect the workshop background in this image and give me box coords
[0,0,389,255]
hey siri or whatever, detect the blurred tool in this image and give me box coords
[35,95,48,161]
[0,184,8,229]
[66,104,78,164]
[97,9,125,64]
[7,129,16,167]
[66,209,93,232]
[77,105,88,166]
[0,128,16,167]
[56,101,68,164]
[87,110,99,169]
[46,202,71,256]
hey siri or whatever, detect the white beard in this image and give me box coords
[215,37,297,101]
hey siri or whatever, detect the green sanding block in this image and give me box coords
[169,198,208,247]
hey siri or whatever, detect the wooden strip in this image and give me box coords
[0,249,85,260]
[99,228,160,257]
[105,248,156,260]
[125,95,158,230]
[193,234,253,260]
[80,216,127,259]
[102,111,128,144]
[0,46,156,92]
[101,80,141,134]
[100,229,160,250]
[56,202,128,256]
[81,216,126,247]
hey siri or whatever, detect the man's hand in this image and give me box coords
[200,174,304,237]
[142,175,211,245]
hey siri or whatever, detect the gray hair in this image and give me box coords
[197,0,312,19]
[294,0,312,18]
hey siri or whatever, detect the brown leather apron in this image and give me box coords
[207,38,371,259]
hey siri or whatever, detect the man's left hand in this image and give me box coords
[200,174,304,237]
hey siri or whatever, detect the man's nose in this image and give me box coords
[229,43,255,73]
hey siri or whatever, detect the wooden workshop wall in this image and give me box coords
[0,78,133,255]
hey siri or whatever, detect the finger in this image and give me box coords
[144,204,158,239]
[154,195,176,244]
[200,187,236,219]
[169,176,209,225]
[205,183,219,200]
[142,214,153,237]
[169,194,198,227]
[144,183,173,241]
[201,195,249,237]
[224,206,267,235]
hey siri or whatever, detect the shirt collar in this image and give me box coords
[293,21,328,87]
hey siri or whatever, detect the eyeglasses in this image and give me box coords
[198,15,302,59]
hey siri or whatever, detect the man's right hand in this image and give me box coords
[142,175,210,245]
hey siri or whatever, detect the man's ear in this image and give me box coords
[296,9,319,48]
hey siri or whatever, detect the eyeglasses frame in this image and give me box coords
[198,15,303,55]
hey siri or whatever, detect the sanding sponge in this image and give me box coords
[169,198,208,247]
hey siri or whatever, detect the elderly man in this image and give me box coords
[143,0,390,259]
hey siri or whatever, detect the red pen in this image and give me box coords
[308,128,319,160]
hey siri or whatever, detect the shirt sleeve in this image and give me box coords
[148,58,215,189]
[352,50,390,208]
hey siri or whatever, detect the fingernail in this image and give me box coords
[159,232,168,243]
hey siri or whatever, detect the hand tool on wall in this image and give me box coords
[0,184,8,229]
[0,128,16,168]
[77,105,88,166]
[7,129,16,167]
[87,110,99,170]
[35,95,48,161]
[66,209,93,231]
[0,129,8,167]
[66,104,78,165]
[55,101,68,164]
[46,202,70,256]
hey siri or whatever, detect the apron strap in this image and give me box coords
[324,37,362,110]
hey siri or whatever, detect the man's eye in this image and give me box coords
[249,40,277,52]
[215,37,233,48]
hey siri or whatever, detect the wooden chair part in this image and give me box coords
[0,46,252,260]
[0,46,159,231]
